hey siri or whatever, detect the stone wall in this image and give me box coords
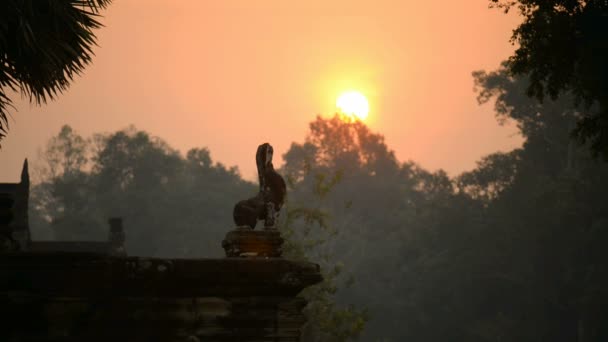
[0,160,322,341]
[0,253,322,341]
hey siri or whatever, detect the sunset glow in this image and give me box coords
[336,91,369,121]
[0,0,524,182]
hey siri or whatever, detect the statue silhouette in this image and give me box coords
[233,143,286,229]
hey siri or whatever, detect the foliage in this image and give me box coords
[282,114,479,340]
[283,73,608,341]
[456,150,521,202]
[439,63,608,341]
[0,0,111,142]
[280,176,369,342]
[32,125,252,257]
[490,0,608,157]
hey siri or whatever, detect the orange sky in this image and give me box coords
[0,0,523,182]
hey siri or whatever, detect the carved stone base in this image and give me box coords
[222,227,284,258]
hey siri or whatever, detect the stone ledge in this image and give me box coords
[1,294,310,342]
[0,253,321,297]
[0,253,322,341]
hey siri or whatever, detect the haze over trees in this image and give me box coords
[8,1,608,340]
[0,0,111,142]
[31,125,251,256]
[30,123,370,341]
[31,77,608,340]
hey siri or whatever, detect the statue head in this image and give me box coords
[256,143,274,169]
[255,143,273,190]
[234,142,286,231]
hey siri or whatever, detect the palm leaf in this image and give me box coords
[0,0,112,145]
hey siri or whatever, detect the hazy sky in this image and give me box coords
[0,0,522,182]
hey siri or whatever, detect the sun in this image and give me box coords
[336,90,369,121]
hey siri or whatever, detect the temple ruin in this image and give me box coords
[0,159,322,341]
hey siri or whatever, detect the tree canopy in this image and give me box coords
[490,0,608,158]
[0,0,111,142]
[31,125,252,256]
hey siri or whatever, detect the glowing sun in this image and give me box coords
[336,90,369,121]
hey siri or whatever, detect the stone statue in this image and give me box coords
[233,143,286,229]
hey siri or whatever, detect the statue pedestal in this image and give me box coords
[222,227,284,258]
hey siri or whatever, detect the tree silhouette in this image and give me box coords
[490,0,608,158]
[0,0,111,142]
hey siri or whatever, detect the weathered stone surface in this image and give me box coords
[222,227,284,258]
[0,253,322,341]
[0,253,320,297]
[1,294,309,342]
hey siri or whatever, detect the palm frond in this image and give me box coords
[0,0,112,144]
